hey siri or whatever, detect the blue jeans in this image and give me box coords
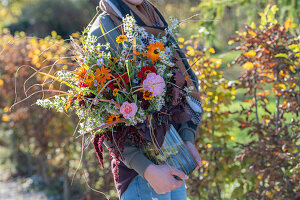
[121,176,187,200]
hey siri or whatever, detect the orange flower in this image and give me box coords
[84,74,95,87]
[94,66,111,86]
[146,42,165,64]
[76,67,87,79]
[143,89,153,100]
[106,114,120,128]
[65,95,74,110]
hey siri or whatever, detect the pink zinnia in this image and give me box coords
[120,102,138,119]
[143,73,166,96]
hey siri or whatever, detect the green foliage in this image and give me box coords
[191,0,300,49]
[180,40,240,199]
[1,0,97,38]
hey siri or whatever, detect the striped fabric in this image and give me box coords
[142,125,197,176]
[186,95,204,124]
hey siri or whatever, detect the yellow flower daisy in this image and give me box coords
[113,89,119,97]
[116,35,127,43]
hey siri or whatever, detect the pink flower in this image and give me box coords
[143,73,166,96]
[120,102,138,119]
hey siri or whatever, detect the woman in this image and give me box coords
[89,0,202,199]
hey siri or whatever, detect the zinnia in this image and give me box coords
[120,102,138,119]
[137,65,157,79]
[143,73,165,96]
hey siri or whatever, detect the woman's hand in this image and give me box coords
[185,141,202,170]
[143,164,188,194]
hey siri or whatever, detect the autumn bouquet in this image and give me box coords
[36,15,197,174]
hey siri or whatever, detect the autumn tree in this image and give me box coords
[230,5,300,199]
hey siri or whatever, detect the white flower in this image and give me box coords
[97,59,104,66]
[167,73,173,78]
[83,56,89,63]
[105,43,110,50]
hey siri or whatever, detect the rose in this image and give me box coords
[120,102,138,119]
[143,73,166,96]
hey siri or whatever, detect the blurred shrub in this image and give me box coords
[191,0,300,50]
[179,39,240,199]
[0,31,116,199]
[5,0,96,39]
[230,5,300,199]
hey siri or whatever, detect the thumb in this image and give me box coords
[169,167,188,180]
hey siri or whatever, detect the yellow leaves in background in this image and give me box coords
[257,90,270,96]
[0,79,3,86]
[236,31,247,37]
[248,29,257,37]
[208,48,215,54]
[27,31,68,69]
[1,106,11,122]
[289,65,296,73]
[242,62,254,69]
[210,58,222,68]
[178,37,184,43]
[278,83,286,90]
[2,115,10,122]
[186,46,195,56]
[228,40,235,45]
[243,50,256,58]
[284,17,292,31]
[3,106,10,112]
[71,32,80,38]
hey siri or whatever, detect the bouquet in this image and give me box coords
[36,15,198,175]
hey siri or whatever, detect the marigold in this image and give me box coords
[116,35,127,43]
[143,89,153,100]
[95,66,111,86]
[146,42,165,64]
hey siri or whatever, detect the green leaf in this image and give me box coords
[288,44,300,52]
[231,186,244,199]
[133,94,138,104]
[275,53,288,59]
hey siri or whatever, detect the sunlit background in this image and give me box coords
[0,0,299,200]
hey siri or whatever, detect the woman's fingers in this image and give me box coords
[169,167,189,180]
